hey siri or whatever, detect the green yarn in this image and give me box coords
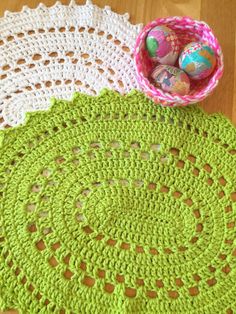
[0,89,236,314]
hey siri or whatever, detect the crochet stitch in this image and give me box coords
[0,0,142,128]
[0,90,236,313]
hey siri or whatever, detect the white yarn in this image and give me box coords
[0,1,142,128]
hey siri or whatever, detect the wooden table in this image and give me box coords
[0,0,235,125]
[0,1,235,313]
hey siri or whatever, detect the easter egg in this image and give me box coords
[145,25,180,65]
[179,42,216,80]
[151,65,190,95]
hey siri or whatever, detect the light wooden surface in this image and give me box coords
[0,0,235,313]
[0,0,235,125]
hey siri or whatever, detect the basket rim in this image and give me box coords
[134,16,224,105]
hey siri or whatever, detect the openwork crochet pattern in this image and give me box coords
[0,0,142,128]
[0,90,236,313]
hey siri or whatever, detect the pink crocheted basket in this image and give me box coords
[134,16,224,106]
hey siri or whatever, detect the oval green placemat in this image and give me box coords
[0,90,236,314]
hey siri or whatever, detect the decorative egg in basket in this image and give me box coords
[179,42,216,80]
[151,64,190,95]
[134,16,223,106]
[145,25,180,65]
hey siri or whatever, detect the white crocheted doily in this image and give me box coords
[0,0,142,128]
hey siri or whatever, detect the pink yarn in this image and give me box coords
[134,16,224,107]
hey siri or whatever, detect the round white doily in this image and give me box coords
[0,0,142,128]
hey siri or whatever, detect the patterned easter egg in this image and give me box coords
[145,25,180,65]
[179,42,216,80]
[151,65,190,95]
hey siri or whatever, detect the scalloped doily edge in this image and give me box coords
[0,0,143,30]
[0,89,235,152]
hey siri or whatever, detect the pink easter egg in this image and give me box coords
[151,64,190,95]
[146,26,180,65]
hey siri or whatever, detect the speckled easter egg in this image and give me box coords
[145,25,180,65]
[151,65,190,95]
[179,42,216,80]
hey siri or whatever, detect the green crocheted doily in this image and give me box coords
[1,90,236,314]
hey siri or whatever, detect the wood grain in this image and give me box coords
[0,0,235,313]
[0,0,235,123]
